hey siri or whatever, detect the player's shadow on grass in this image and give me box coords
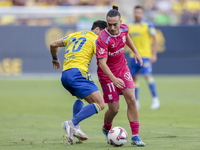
[71,142,137,149]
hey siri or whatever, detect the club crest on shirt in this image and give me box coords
[122,35,126,43]
[124,72,132,81]
[99,48,105,55]
[108,94,113,100]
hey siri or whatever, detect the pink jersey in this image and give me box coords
[96,24,129,82]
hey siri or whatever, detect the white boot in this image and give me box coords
[151,97,160,110]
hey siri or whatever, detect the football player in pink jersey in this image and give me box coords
[96,6,145,146]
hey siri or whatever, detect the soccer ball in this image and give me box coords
[107,126,128,146]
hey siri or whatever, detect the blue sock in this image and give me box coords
[147,77,158,98]
[135,82,140,101]
[71,103,101,126]
[73,100,85,126]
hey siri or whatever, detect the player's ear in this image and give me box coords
[120,19,122,24]
[94,27,100,35]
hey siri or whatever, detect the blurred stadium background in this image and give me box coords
[0,0,200,78]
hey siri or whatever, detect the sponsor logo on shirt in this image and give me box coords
[108,47,124,56]
[124,72,132,81]
[99,48,105,55]
[108,94,113,100]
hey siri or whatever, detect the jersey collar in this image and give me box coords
[134,18,144,24]
[105,28,121,37]
[91,31,96,34]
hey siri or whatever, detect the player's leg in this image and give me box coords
[143,58,160,109]
[62,90,104,144]
[72,98,88,141]
[145,75,160,109]
[99,81,120,143]
[122,88,145,146]
[61,69,104,144]
[73,98,86,125]
[130,57,141,109]
[102,101,119,143]
[104,102,119,128]
[132,74,141,109]
[71,90,105,127]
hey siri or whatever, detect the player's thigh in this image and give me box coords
[142,58,152,76]
[84,90,105,110]
[118,67,135,93]
[61,70,77,96]
[74,78,99,100]
[62,68,99,99]
[100,81,120,104]
[130,58,141,77]
[122,88,136,106]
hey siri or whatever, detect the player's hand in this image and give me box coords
[112,77,125,89]
[52,59,61,70]
[134,53,143,67]
[151,54,157,63]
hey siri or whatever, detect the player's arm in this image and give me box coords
[126,35,143,66]
[98,58,125,88]
[50,39,64,70]
[151,34,158,63]
[148,23,158,63]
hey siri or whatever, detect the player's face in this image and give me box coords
[134,8,144,22]
[106,16,122,35]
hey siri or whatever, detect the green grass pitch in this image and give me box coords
[0,76,200,150]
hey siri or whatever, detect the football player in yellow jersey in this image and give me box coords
[50,20,107,145]
[128,6,160,110]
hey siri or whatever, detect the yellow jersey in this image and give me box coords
[62,30,97,72]
[128,19,156,58]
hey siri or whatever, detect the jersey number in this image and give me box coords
[65,37,87,54]
[107,83,115,92]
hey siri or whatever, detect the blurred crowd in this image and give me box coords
[0,0,117,26]
[0,0,115,6]
[143,0,200,25]
[0,0,200,26]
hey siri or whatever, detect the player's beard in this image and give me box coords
[109,29,117,35]
[135,17,141,23]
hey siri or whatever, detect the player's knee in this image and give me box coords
[126,96,136,106]
[145,75,150,79]
[110,107,119,115]
[113,108,119,115]
[145,75,154,83]
[98,102,105,111]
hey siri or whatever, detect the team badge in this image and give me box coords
[108,94,113,100]
[99,48,105,55]
[124,72,132,81]
[143,62,150,67]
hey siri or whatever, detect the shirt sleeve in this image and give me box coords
[94,39,97,54]
[61,35,69,46]
[96,36,108,59]
[148,22,157,36]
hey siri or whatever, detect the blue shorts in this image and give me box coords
[61,68,99,99]
[130,58,152,76]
